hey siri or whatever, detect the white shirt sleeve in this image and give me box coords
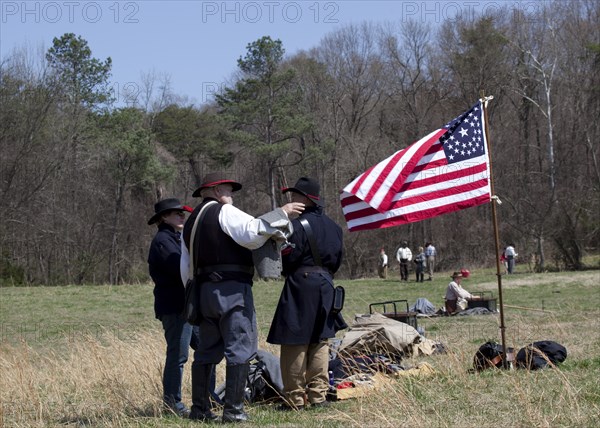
[180,238,190,285]
[218,204,273,250]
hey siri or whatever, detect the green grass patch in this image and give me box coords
[1,269,599,427]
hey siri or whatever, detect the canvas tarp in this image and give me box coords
[339,312,438,357]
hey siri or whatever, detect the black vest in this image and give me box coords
[183,199,254,282]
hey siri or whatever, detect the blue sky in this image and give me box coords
[2,1,533,106]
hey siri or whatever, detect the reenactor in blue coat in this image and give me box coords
[147,198,196,417]
[267,177,347,410]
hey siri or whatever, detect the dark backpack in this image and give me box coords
[516,340,567,370]
[245,360,283,403]
[473,341,513,371]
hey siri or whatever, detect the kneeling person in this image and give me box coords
[444,270,480,315]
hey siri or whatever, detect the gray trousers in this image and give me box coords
[194,280,257,365]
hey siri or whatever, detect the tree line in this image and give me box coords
[1,0,598,285]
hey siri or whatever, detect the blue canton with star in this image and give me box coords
[439,101,486,164]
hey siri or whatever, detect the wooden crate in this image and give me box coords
[469,291,497,311]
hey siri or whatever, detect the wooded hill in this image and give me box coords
[1,0,598,285]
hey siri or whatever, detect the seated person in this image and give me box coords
[444,270,480,315]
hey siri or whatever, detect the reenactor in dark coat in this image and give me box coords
[267,177,347,410]
[147,198,196,417]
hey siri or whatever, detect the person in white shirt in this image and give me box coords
[378,248,388,279]
[444,270,480,314]
[504,244,517,274]
[181,171,304,423]
[395,241,412,281]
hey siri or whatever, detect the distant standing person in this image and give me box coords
[396,241,412,281]
[500,249,508,274]
[147,198,196,417]
[378,248,388,279]
[425,242,436,281]
[414,246,425,283]
[505,244,517,274]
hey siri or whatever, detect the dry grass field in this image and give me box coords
[1,268,599,427]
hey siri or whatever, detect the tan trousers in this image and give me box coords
[280,342,329,407]
[427,256,435,278]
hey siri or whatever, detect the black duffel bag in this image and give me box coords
[516,340,567,370]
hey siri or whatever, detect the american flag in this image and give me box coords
[340,100,491,231]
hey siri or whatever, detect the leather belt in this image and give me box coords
[294,266,331,275]
[196,264,254,275]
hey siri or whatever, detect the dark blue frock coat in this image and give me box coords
[267,206,346,345]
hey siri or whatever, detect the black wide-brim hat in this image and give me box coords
[282,177,324,207]
[148,198,191,225]
[192,171,242,197]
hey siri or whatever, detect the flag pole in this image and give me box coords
[480,90,509,369]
